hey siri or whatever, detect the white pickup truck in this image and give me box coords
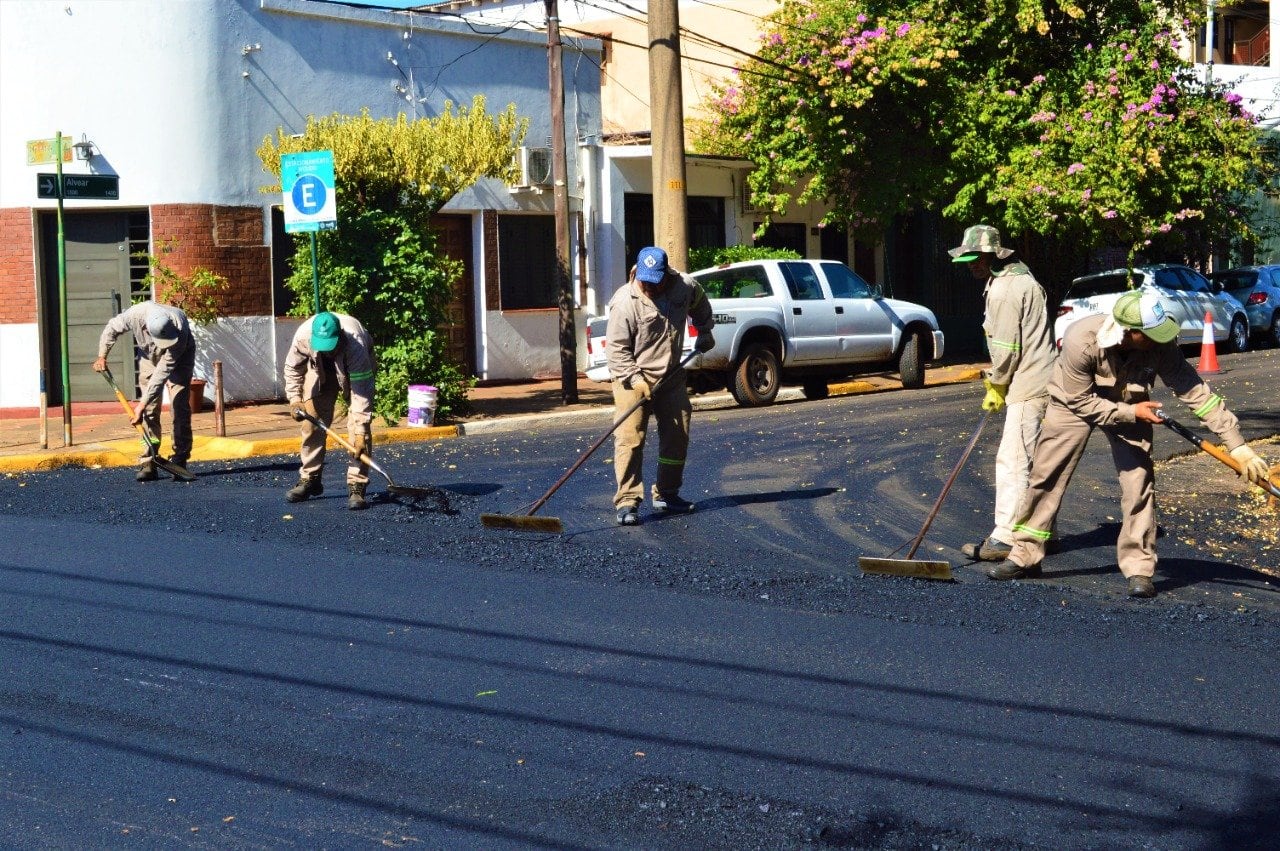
[689,259,944,405]
[586,259,945,407]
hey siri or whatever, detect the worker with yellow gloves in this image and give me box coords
[947,225,1056,561]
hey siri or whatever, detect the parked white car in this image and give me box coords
[1054,264,1250,352]
[1209,265,1280,348]
[584,314,695,383]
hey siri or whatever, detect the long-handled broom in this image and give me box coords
[858,410,991,580]
[99,367,197,482]
[1157,410,1280,501]
[293,409,438,498]
[481,350,701,534]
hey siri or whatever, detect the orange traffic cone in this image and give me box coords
[1196,310,1220,375]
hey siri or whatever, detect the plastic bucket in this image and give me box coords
[407,384,438,427]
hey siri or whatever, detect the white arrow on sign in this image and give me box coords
[39,176,55,195]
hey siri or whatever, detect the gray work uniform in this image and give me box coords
[1007,313,1246,578]
[97,302,195,465]
[982,260,1056,542]
[283,313,376,486]
[605,272,714,508]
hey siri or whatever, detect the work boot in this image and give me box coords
[1127,576,1157,599]
[136,461,158,482]
[616,505,639,526]
[960,537,1012,561]
[286,475,323,503]
[985,560,1043,581]
[347,483,368,511]
[168,456,193,481]
[652,493,696,513]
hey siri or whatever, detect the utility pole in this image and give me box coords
[546,0,578,404]
[649,0,689,270]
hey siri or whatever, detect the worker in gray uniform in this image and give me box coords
[948,224,1056,561]
[605,246,715,526]
[92,301,195,481]
[283,311,377,510]
[988,290,1271,598]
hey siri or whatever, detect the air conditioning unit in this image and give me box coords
[512,146,553,189]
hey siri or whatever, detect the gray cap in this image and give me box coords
[948,224,1014,262]
[146,306,182,349]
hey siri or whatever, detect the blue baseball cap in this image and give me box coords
[635,246,669,284]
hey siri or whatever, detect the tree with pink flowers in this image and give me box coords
[697,0,1278,258]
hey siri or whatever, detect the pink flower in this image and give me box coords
[896,23,910,36]
[1102,210,1118,219]
[1067,163,1084,175]
[1082,189,1092,201]
[1033,74,1046,83]
[1157,223,1172,232]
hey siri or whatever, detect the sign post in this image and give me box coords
[54,132,71,446]
[281,150,338,314]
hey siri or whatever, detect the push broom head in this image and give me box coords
[480,513,565,534]
[858,555,953,581]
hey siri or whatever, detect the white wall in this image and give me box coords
[0,325,39,409]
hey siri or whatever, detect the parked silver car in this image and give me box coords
[1054,264,1250,352]
[1209,265,1280,348]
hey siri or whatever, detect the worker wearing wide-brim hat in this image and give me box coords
[988,290,1271,598]
[283,311,377,510]
[947,224,1055,562]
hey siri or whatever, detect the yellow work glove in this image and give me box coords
[1229,444,1271,486]
[629,377,652,399]
[981,379,1008,413]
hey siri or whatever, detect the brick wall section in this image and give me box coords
[483,209,500,310]
[0,209,37,324]
[150,204,272,317]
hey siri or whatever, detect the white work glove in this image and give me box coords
[695,331,715,353]
[1229,444,1271,487]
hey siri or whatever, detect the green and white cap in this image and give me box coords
[1113,290,1179,344]
[311,312,341,353]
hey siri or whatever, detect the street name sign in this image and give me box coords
[36,173,120,200]
[281,150,338,233]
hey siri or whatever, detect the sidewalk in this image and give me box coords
[0,363,984,474]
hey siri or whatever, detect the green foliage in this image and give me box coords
[258,98,526,424]
[134,238,230,324]
[687,244,803,272]
[698,0,1273,258]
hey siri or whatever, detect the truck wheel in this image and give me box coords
[731,343,780,406]
[801,380,829,401]
[898,330,925,389]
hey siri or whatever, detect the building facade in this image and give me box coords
[0,0,603,410]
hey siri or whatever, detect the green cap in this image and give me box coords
[951,252,982,264]
[1113,290,1179,344]
[311,312,341,353]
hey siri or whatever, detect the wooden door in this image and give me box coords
[431,214,476,377]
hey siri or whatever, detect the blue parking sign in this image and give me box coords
[281,151,338,233]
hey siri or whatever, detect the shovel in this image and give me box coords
[481,350,701,534]
[294,408,437,498]
[858,410,992,580]
[1156,410,1280,500]
[99,367,197,482]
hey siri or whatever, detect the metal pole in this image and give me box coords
[55,132,72,446]
[648,0,689,270]
[546,0,578,405]
[309,231,321,313]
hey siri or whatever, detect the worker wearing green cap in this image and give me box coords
[988,289,1270,598]
[283,311,377,510]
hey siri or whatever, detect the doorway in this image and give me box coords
[38,211,143,403]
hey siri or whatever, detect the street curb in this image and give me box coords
[0,425,461,475]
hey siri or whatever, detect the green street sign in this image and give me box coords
[37,173,119,200]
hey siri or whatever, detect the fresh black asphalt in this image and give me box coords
[1,348,1277,848]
